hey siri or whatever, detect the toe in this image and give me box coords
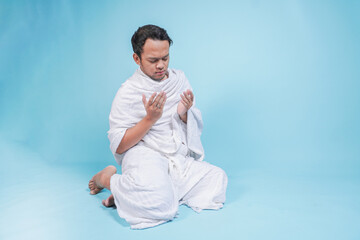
[90,187,102,195]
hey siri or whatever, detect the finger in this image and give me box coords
[183,91,191,101]
[183,92,192,102]
[185,90,193,100]
[160,94,167,109]
[181,94,189,106]
[159,92,167,108]
[188,90,194,100]
[182,99,192,109]
[157,93,166,107]
[181,100,188,108]
[142,94,147,106]
[148,92,157,107]
[181,94,190,105]
[147,93,156,107]
[153,91,164,107]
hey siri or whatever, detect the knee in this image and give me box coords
[151,178,178,214]
[130,172,178,219]
[151,190,178,219]
[212,166,228,187]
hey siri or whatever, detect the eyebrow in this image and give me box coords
[147,54,169,61]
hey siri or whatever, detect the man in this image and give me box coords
[88,24,228,229]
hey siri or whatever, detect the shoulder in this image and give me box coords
[168,68,185,76]
[112,73,135,102]
[168,68,189,82]
[115,70,139,94]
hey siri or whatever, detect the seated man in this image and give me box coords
[89,24,228,229]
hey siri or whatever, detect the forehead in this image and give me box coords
[142,39,169,58]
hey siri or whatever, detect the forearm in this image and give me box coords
[116,116,155,154]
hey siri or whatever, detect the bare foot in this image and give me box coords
[102,194,115,207]
[88,165,117,195]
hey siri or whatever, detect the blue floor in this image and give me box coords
[1,137,359,240]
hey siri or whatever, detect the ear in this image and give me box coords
[133,53,141,65]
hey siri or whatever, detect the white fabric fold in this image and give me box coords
[107,68,228,229]
[107,68,204,165]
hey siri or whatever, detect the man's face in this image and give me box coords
[133,39,170,81]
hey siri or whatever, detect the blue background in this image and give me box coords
[1,0,359,239]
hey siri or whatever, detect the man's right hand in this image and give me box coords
[142,91,167,123]
[116,91,167,155]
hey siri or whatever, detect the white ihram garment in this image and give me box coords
[107,68,227,229]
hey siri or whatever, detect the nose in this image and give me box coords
[156,60,165,70]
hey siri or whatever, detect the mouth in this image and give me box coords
[156,71,165,75]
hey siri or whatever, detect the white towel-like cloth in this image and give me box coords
[107,68,227,229]
[108,68,204,165]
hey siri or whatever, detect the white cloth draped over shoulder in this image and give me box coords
[107,68,204,165]
[106,68,228,229]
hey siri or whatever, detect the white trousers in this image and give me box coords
[110,143,228,229]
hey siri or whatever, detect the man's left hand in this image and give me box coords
[177,89,194,118]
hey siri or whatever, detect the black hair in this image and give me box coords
[131,24,173,59]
